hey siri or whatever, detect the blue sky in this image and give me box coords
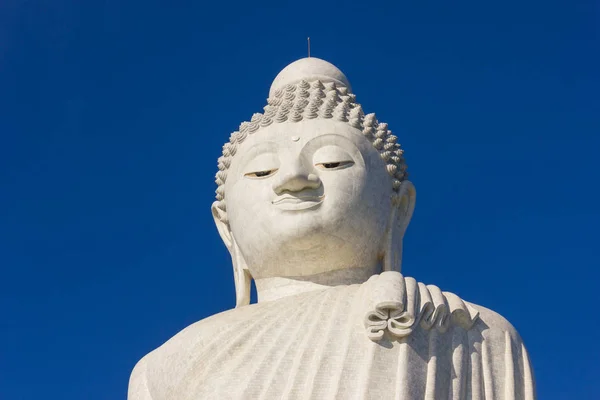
[1,0,598,399]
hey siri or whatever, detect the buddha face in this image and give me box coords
[222,118,395,279]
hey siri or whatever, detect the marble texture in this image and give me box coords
[129,57,535,399]
[130,273,534,399]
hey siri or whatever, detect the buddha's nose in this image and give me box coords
[272,166,321,195]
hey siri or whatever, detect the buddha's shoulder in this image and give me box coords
[464,299,524,342]
[160,303,267,347]
[128,302,274,399]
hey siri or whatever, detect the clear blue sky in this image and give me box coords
[1,0,598,399]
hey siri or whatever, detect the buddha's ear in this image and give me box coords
[395,180,416,237]
[211,201,251,308]
[231,241,252,308]
[211,201,233,251]
[382,181,416,273]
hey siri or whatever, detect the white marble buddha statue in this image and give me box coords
[129,57,536,400]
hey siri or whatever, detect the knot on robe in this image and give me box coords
[363,272,480,341]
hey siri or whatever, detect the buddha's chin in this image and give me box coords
[256,228,344,255]
[266,220,347,251]
[244,230,376,279]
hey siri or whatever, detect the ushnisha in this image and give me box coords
[129,57,535,400]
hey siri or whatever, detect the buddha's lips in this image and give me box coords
[272,194,324,211]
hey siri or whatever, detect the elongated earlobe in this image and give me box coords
[383,207,401,272]
[212,201,252,308]
[232,241,252,307]
[382,181,416,273]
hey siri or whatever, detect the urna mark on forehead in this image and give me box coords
[214,58,409,223]
[230,121,369,177]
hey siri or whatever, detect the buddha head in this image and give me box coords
[211,58,416,307]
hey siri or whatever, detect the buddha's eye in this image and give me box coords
[315,161,354,170]
[244,169,278,179]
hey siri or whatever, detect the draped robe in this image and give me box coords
[129,272,535,399]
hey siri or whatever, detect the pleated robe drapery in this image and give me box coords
[129,272,536,400]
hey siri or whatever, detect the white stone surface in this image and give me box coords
[129,57,536,400]
[269,57,351,98]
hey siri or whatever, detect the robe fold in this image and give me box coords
[129,272,535,399]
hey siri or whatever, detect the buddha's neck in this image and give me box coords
[255,264,381,303]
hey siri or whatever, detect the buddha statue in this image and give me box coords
[128,57,536,400]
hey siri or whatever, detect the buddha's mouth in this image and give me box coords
[272,194,324,211]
